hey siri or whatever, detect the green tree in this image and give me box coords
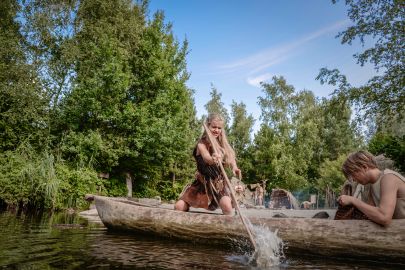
[117,9,198,198]
[318,96,363,160]
[316,154,347,208]
[368,133,405,173]
[254,76,361,192]
[204,84,230,130]
[228,101,255,181]
[60,0,139,172]
[0,0,199,208]
[291,90,321,181]
[0,0,48,151]
[60,1,197,199]
[367,110,405,173]
[301,95,364,192]
[254,77,315,191]
[21,0,77,110]
[319,0,404,173]
[319,0,404,118]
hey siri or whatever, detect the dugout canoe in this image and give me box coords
[91,195,405,263]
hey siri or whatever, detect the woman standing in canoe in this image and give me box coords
[174,113,241,215]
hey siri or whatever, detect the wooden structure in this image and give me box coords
[268,189,300,209]
[91,195,405,263]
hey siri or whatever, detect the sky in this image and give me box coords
[148,0,376,129]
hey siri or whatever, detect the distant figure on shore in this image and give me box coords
[234,180,245,205]
[301,201,311,209]
[174,114,241,215]
[256,185,264,206]
[252,187,257,205]
[338,151,405,226]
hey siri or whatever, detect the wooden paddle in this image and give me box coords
[203,123,257,251]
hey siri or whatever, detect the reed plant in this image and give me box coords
[0,142,102,210]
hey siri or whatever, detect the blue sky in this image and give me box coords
[148,0,376,127]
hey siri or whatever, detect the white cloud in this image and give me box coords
[246,73,273,87]
[216,19,350,85]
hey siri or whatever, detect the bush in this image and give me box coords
[0,142,103,210]
[55,164,101,209]
[368,133,405,173]
[101,177,127,197]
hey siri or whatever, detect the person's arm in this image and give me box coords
[230,158,241,178]
[339,174,399,226]
[197,143,221,165]
[197,142,242,177]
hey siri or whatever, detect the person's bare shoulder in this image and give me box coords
[380,173,401,194]
[383,173,405,196]
[197,142,208,154]
[382,173,403,184]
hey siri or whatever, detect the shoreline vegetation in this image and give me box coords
[1,0,403,211]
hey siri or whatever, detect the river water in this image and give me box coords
[0,210,402,270]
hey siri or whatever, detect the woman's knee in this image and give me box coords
[174,200,189,211]
[220,196,233,215]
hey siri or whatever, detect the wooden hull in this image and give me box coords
[94,196,405,262]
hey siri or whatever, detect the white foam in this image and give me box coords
[249,223,285,268]
[227,219,285,268]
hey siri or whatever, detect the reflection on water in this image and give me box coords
[0,210,403,270]
[90,231,247,269]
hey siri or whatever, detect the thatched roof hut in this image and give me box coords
[268,188,300,209]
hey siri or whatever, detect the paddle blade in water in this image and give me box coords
[249,224,285,268]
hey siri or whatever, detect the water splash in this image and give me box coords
[228,221,285,269]
[249,224,285,268]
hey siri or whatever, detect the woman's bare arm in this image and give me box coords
[197,143,219,165]
[339,174,399,226]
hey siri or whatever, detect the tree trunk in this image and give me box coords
[125,172,132,198]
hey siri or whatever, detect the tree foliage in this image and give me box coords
[316,154,347,207]
[0,0,48,151]
[2,0,401,210]
[318,96,363,161]
[368,133,405,173]
[321,0,404,118]
[228,101,255,182]
[59,0,198,198]
[316,155,347,193]
[21,0,77,109]
[0,142,103,209]
[254,76,362,193]
[0,0,198,209]
[204,84,231,129]
[255,77,313,190]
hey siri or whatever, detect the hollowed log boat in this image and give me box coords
[91,195,405,263]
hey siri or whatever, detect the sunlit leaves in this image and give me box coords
[324,0,405,118]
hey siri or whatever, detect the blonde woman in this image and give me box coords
[175,114,241,215]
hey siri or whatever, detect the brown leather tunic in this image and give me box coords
[179,138,230,211]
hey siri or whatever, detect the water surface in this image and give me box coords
[0,211,402,269]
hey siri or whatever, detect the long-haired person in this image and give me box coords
[174,114,241,215]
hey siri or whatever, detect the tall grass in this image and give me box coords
[0,142,101,210]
